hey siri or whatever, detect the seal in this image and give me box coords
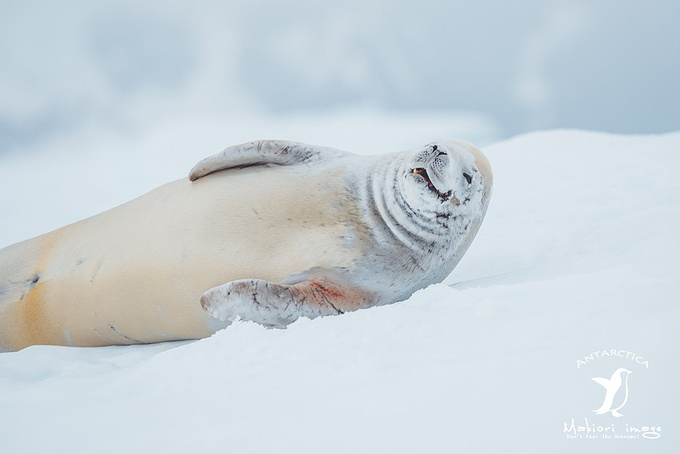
[0,139,492,351]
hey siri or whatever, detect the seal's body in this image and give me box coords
[0,140,492,351]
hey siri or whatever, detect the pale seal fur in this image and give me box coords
[0,139,492,351]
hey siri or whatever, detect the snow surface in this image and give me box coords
[1,117,679,453]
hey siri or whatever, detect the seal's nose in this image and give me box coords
[463,172,472,184]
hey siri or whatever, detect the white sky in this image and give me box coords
[0,0,678,152]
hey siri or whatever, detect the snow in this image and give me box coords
[1,115,679,453]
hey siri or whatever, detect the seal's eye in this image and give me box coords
[463,172,472,184]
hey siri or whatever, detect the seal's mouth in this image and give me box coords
[412,168,452,201]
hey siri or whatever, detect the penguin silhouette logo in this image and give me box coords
[592,368,632,418]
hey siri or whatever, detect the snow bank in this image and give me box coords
[1,126,678,453]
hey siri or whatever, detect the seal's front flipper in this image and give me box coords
[189,140,347,181]
[200,277,372,328]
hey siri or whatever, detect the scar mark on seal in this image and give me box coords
[309,280,345,314]
[108,324,142,344]
[19,273,41,300]
[90,261,103,283]
[310,280,344,299]
[28,274,40,288]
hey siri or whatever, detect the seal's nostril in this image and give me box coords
[463,172,472,184]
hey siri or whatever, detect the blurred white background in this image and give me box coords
[1,0,678,155]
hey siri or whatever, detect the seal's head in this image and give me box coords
[402,138,493,216]
[360,138,493,298]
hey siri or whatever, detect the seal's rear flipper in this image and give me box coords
[189,140,347,181]
[200,277,372,328]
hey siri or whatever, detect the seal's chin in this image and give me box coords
[412,168,452,202]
